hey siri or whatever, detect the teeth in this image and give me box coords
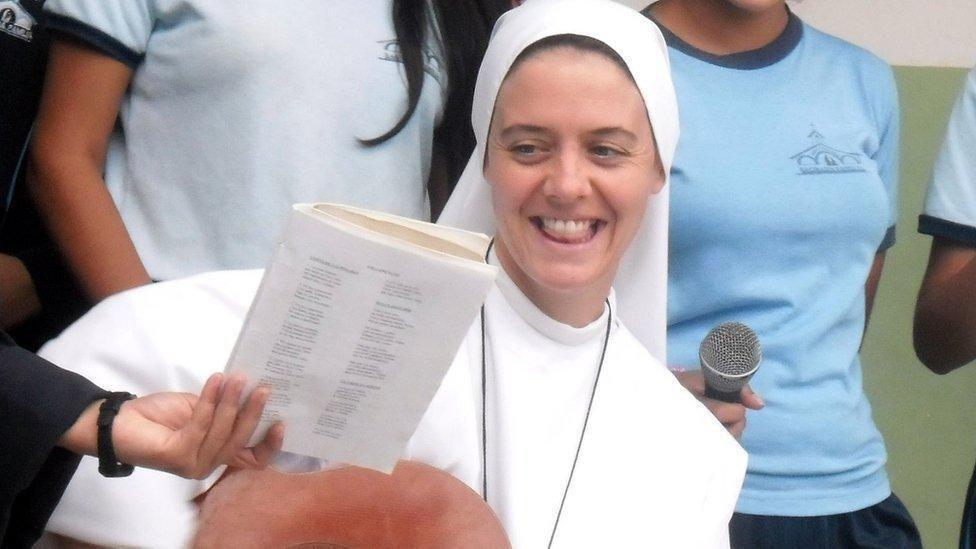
[540,217,594,236]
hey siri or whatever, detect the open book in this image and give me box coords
[226,204,497,472]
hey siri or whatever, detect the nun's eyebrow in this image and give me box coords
[589,127,639,144]
[499,124,551,139]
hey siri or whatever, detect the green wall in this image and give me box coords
[862,66,974,549]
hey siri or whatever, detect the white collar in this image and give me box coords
[489,248,611,347]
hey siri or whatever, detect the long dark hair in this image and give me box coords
[363,1,511,212]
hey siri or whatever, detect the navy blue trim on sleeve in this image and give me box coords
[44,13,143,69]
[878,225,896,251]
[918,214,976,247]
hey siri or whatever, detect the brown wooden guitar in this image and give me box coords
[192,460,510,548]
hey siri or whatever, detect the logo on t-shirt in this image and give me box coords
[790,128,866,175]
[0,0,34,42]
[377,39,445,88]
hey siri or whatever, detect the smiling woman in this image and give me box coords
[486,39,664,327]
[410,0,744,546]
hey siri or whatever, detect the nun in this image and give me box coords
[36,1,743,547]
[408,0,744,546]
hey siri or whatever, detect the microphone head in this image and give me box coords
[699,322,762,394]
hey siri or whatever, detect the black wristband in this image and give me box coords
[97,391,136,477]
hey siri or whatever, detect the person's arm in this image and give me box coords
[58,373,284,477]
[1,328,282,478]
[28,40,150,302]
[865,252,886,325]
[0,253,41,329]
[0,334,280,534]
[913,68,976,373]
[913,237,976,374]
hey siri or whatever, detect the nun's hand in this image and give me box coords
[671,369,764,440]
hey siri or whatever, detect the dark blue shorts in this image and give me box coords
[729,493,922,549]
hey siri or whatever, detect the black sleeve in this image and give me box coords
[0,330,108,545]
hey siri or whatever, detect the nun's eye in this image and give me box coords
[512,143,539,155]
[591,145,624,159]
[509,142,550,164]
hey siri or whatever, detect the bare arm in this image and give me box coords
[0,254,40,328]
[58,373,284,478]
[29,40,150,302]
[865,252,886,325]
[913,237,976,374]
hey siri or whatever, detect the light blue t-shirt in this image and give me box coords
[657,12,900,516]
[43,0,446,280]
[920,66,976,243]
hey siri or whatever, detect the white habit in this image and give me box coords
[40,267,744,548]
[407,256,746,548]
[425,1,746,546]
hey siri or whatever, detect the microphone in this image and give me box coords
[699,322,762,403]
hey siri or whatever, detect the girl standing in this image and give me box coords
[639,0,921,546]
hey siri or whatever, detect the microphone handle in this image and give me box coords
[704,384,741,403]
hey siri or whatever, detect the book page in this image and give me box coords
[227,207,496,473]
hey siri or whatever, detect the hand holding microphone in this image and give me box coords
[699,322,762,403]
[672,322,764,439]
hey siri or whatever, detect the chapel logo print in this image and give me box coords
[790,128,866,175]
[0,0,34,42]
[377,39,445,87]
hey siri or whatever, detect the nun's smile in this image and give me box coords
[485,45,663,319]
[531,216,605,244]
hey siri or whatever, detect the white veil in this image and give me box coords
[437,0,678,363]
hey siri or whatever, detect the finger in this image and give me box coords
[708,401,747,425]
[195,374,248,468]
[740,385,765,410]
[211,385,272,467]
[181,373,223,448]
[242,422,285,469]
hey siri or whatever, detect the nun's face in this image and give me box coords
[486,47,663,303]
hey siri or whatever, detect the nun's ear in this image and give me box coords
[649,171,666,195]
[648,147,667,195]
[647,127,667,194]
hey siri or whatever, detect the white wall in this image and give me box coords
[617,0,976,68]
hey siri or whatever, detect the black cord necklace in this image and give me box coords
[480,240,613,548]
